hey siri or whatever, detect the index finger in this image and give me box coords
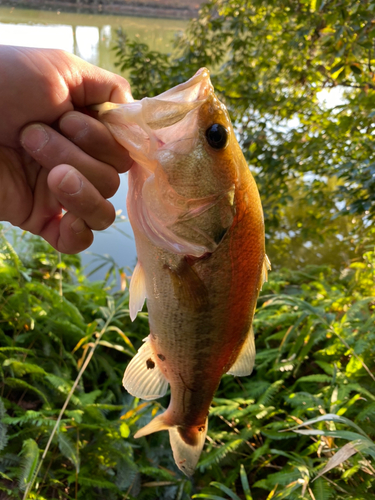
[56,51,134,107]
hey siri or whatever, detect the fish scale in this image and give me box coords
[96,68,269,476]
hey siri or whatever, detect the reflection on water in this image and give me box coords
[0,6,185,282]
[0,7,185,73]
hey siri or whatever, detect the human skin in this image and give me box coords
[0,45,133,253]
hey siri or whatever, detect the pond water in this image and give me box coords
[0,6,186,283]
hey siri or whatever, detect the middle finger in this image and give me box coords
[59,111,132,174]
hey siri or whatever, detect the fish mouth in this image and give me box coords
[136,68,214,161]
[154,68,213,105]
[141,68,213,131]
[95,68,214,169]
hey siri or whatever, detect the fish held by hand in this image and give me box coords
[96,68,270,476]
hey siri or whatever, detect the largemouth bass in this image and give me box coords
[96,69,270,476]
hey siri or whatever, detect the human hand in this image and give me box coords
[0,45,133,253]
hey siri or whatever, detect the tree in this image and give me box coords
[114,0,375,268]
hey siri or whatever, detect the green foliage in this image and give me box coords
[0,227,144,499]
[1,225,374,499]
[113,0,375,269]
[1,1,375,498]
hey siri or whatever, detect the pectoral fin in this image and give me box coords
[123,337,169,400]
[129,261,147,322]
[227,326,256,377]
[176,185,235,223]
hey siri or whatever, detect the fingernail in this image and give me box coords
[21,124,49,152]
[58,170,83,195]
[71,217,87,234]
[60,114,88,140]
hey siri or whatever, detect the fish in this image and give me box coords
[95,68,270,476]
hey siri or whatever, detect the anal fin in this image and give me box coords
[227,326,256,377]
[129,261,147,322]
[123,337,169,400]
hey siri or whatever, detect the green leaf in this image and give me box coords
[287,413,371,439]
[119,422,130,438]
[193,495,228,500]
[58,431,80,472]
[292,429,371,442]
[210,482,241,500]
[330,63,345,79]
[240,464,253,500]
[3,359,46,377]
[19,438,39,491]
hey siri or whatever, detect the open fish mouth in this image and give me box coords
[147,67,213,112]
[94,69,215,169]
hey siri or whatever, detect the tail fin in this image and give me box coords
[169,420,208,476]
[134,412,208,476]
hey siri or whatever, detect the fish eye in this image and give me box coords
[205,124,228,150]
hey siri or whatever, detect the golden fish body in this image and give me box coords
[97,69,269,475]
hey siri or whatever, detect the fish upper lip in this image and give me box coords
[156,67,213,104]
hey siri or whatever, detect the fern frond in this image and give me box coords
[4,378,49,404]
[357,402,375,422]
[44,374,80,405]
[75,475,121,490]
[3,359,46,378]
[311,478,334,500]
[198,439,243,469]
[138,466,175,481]
[115,457,138,491]
[258,380,283,406]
